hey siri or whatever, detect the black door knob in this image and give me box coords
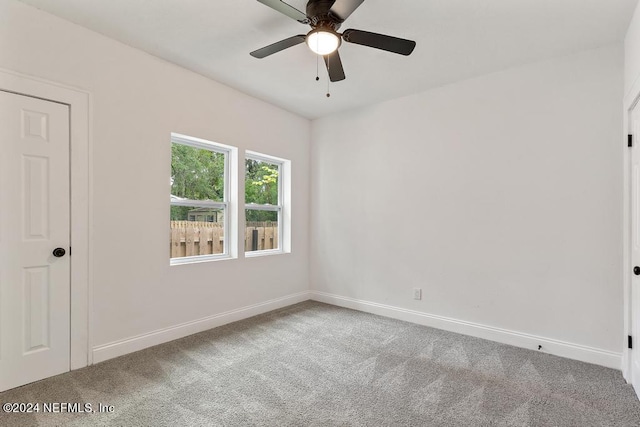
[52,248,66,258]
[634,266,640,276]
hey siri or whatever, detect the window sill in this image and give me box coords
[244,249,287,258]
[170,254,233,266]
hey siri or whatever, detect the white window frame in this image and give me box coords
[170,133,236,265]
[245,151,287,257]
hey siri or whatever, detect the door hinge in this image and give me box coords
[629,335,633,349]
[629,134,633,148]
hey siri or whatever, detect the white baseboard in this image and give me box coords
[92,289,622,370]
[310,291,621,370]
[92,291,311,364]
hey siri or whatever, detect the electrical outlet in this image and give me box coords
[413,288,422,300]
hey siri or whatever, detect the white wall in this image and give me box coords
[625,2,640,97]
[0,0,310,354]
[311,46,624,355]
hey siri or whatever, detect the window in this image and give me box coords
[170,133,235,264]
[245,151,287,255]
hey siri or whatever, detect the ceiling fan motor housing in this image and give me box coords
[307,0,343,30]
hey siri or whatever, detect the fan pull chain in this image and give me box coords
[315,55,319,81]
[326,55,331,98]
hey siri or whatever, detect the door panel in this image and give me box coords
[632,104,640,396]
[0,91,70,392]
[24,266,50,353]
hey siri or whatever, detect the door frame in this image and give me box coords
[0,67,92,370]
[624,76,640,385]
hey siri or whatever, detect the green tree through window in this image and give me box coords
[170,143,225,220]
[245,159,279,222]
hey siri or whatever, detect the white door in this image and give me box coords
[0,91,70,392]
[632,103,640,396]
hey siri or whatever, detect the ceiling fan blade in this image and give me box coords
[342,29,416,56]
[256,0,309,23]
[250,35,306,58]
[323,51,346,82]
[329,0,365,22]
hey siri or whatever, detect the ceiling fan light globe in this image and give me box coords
[307,30,341,55]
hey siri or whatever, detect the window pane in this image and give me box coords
[245,209,278,252]
[170,206,225,258]
[171,143,225,202]
[245,158,279,205]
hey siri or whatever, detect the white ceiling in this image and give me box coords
[18,0,639,119]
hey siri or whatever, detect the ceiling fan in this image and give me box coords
[250,0,416,82]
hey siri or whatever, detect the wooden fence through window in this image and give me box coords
[170,221,278,258]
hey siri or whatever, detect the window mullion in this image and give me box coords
[245,203,280,212]
[171,200,226,209]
